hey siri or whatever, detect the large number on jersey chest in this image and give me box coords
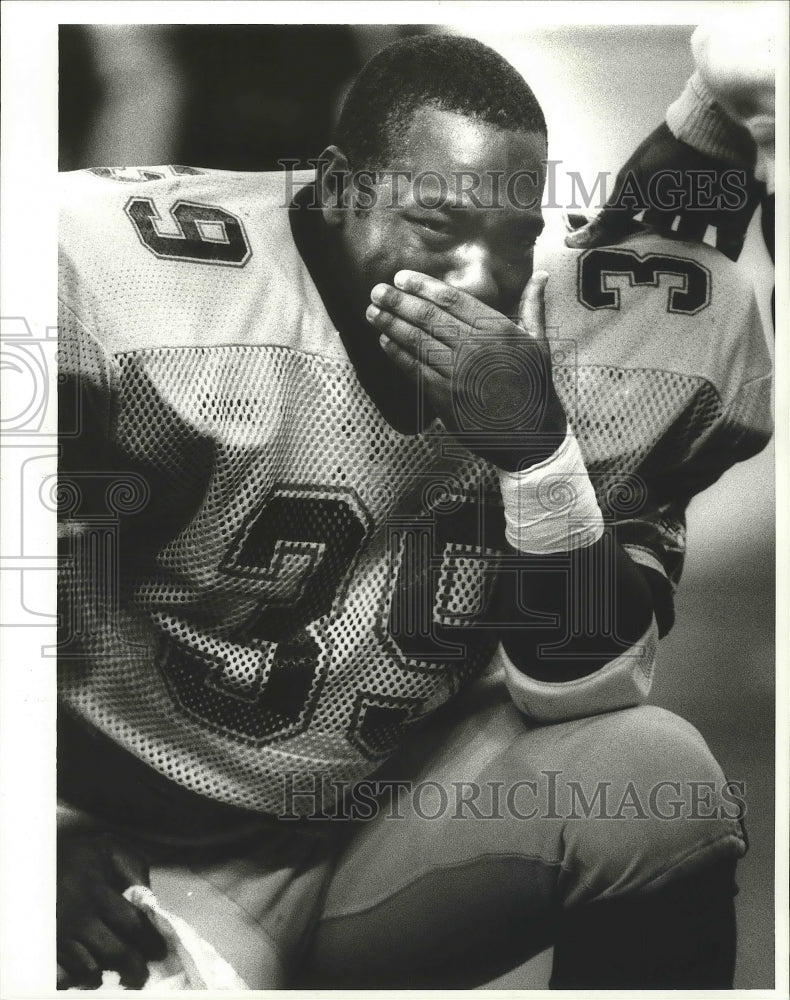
[156,483,504,759]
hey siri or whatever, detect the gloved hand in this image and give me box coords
[57,831,167,989]
[564,122,764,261]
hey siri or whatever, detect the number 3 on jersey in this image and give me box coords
[156,486,502,752]
[125,197,251,266]
[579,247,711,315]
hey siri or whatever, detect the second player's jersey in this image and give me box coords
[58,167,772,816]
[537,230,772,600]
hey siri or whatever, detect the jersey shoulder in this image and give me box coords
[58,163,304,216]
[58,166,339,360]
[537,230,770,405]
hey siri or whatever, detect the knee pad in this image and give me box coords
[541,705,747,904]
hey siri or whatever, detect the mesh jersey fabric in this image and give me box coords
[536,230,772,597]
[58,166,772,817]
[58,166,505,817]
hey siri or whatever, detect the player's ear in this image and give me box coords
[318,146,352,227]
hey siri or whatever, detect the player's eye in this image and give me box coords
[497,238,537,265]
[499,219,544,259]
[407,214,454,239]
[421,219,449,233]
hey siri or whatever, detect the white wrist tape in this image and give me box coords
[502,616,659,722]
[498,432,604,553]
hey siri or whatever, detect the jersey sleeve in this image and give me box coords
[539,234,774,639]
[613,291,772,637]
[58,241,125,663]
[501,236,773,723]
[59,248,118,447]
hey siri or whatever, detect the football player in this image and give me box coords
[57,35,771,989]
[300,212,773,987]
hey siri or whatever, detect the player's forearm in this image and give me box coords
[492,424,660,722]
[498,531,656,678]
[496,535,659,723]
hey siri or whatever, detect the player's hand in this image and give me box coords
[368,269,566,471]
[564,122,763,261]
[57,831,167,989]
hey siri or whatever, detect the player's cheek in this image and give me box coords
[384,224,446,281]
[359,225,412,288]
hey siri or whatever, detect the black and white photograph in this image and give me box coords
[0,1,786,994]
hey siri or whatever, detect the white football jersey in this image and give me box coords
[58,166,504,816]
[58,167,772,816]
[537,229,772,591]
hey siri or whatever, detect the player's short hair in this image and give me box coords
[334,34,547,171]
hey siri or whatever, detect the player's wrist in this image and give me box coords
[500,614,658,720]
[497,429,604,554]
[666,71,756,167]
[486,391,568,471]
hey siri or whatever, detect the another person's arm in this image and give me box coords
[566,16,775,259]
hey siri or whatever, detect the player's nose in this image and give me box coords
[443,246,501,309]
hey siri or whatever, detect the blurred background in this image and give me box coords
[58,22,775,989]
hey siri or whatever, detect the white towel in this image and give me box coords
[70,885,249,990]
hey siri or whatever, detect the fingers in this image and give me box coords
[377,333,448,395]
[563,213,633,249]
[68,918,151,990]
[87,920,150,989]
[99,893,168,962]
[520,270,548,342]
[367,303,455,377]
[56,962,72,991]
[376,334,419,379]
[392,269,495,326]
[108,843,150,891]
[56,835,163,989]
[369,282,461,348]
[57,938,102,990]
